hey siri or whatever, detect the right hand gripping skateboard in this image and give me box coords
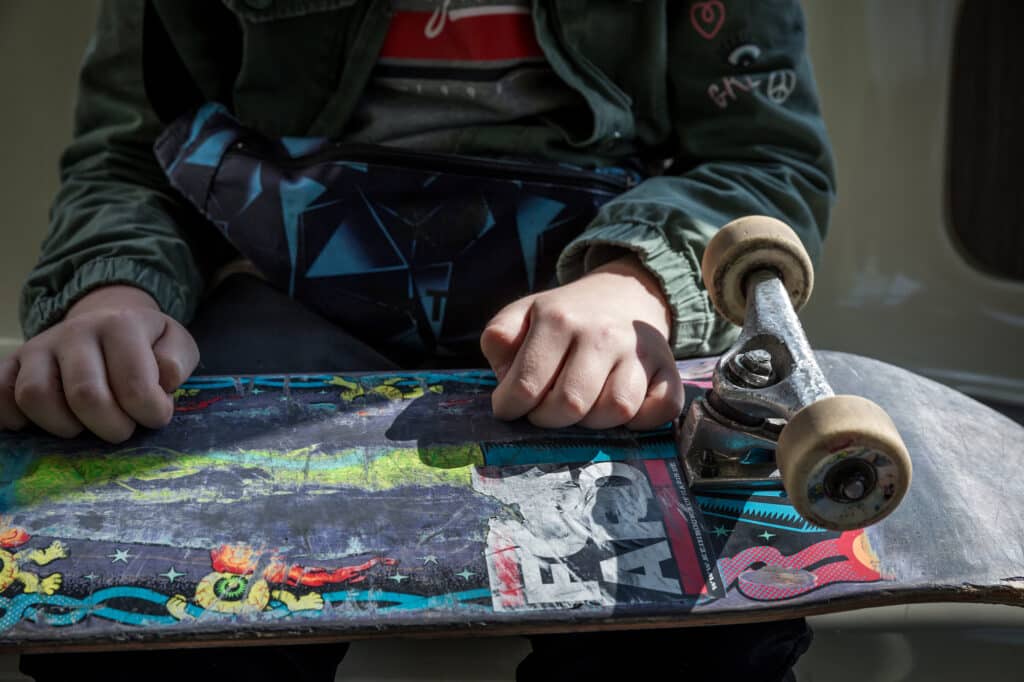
[681,216,912,531]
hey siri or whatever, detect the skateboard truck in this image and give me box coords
[678,217,912,531]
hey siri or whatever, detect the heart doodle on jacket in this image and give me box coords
[690,1,726,40]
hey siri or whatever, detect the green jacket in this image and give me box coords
[21,0,834,358]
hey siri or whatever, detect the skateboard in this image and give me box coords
[0,218,1020,652]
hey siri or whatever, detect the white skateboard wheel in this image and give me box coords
[776,395,912,531]
[701,216,814,326]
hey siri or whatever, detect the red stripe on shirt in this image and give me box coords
[380,11,543,62]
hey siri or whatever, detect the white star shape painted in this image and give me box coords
[160,567,185,583]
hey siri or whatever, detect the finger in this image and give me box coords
[490,303,574,421]
[99,320,175,429]
[527,340,618,429]
[153,321,200,393]
[56,340,136,443]
[628,363,685,431]
[578,359,648,430]
[14,351,84,439]
[0,357,28,431]
[480,297,533,382]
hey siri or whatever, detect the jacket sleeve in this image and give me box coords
[557,0,835,358]
[19,1,216,338]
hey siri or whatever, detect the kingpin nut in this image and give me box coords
[728,350,773,388]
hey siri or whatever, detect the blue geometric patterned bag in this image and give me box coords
[155,103,636,362]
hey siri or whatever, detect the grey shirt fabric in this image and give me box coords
[344,0,584,151]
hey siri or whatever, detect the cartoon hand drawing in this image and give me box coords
[0,526,68,596]
[330,376,443,402]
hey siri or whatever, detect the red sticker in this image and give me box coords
[691,1,726,40]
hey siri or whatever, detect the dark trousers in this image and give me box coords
[22,275,811,682]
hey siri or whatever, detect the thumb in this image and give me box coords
[480,297,533,382]
[153,319,201,393]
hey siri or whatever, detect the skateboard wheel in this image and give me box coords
[701,216,814,326]
[776,395,911,531]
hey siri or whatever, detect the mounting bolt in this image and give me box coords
[728,350,773,388]
[700,449,720,478]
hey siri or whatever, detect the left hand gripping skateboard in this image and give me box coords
[0,217,1018,652]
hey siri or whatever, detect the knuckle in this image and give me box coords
[105,307,145,325]
[14,379,52,408]
[119,377,156,408]
[64,381,107,408]
[585,324,630,351]
[60,315,95,335]
[607,392,641,422]
[552,385,593,421]
[156,355,186,385]
[534,301,574,331]
[557,390,589,420]
[510,375,543,403]
[480,324,512,350]
[86,307,148,337]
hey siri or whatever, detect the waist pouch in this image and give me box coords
[155,103,636,362]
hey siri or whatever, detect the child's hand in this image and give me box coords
[481,255,683,430]
[0,286,199,443]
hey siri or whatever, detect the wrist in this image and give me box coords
[66,285,161,320]
[589,254,672,338]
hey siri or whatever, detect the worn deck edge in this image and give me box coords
[5,584,1023,654]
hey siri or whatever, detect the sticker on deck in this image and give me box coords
[472,458,722,611]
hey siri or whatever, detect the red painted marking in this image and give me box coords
[837,530,883,581]
[0,527,29,549]
[682,379,713,390]
[380,11,542,62]
[175,397,223,413]
[690,1,725,40]
[439,398,475,408]
[492,545,526,608]
[644,459,706,595]
[210,545,398,587]
[716,530,882,600]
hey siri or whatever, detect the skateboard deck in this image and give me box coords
[0,350,1021,652]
